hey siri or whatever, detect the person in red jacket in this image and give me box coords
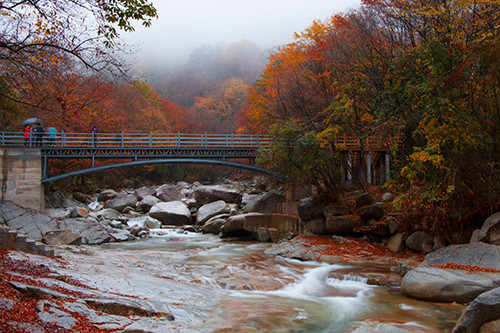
[24,125,31,146]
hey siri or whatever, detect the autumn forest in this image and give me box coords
[1,0,499,233]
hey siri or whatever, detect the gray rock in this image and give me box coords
[424,242,500,270]
[37,300,76,329]
[201,219,225,234]
[453,287,500,333]
[97,189,118,202]
[222,213,254,233]
[103,194,138,212]
[470,212,500,245]
[297,197,324,221]
[139,195,161,212]
[405,231,433,253]
[196,200,230,225]
[194,186,242,206]
[242,190,285,214]
[58,218,111,244]
[70,206,88,218]
[355,193,375,208]
[108,229,135,242]
[127,216,162,229]
[387,233,405,253]
[401,266,500,302]
[323,204,349,217]
[304,218,328,235]
[42,230,82,246]
[134,186,156,201]
[149,201,192,226]
[97,208,122,220]
[357,204,384,221]
[156,184,185,202]
[381,192,394,202]
[325,215,361,235]
[84,298,174,320]
[109,220,124,229]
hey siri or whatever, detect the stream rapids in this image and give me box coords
[30,228,464,332]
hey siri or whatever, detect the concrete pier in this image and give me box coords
[0,148,45,212]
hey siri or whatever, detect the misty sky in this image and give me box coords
[125,0,361,66]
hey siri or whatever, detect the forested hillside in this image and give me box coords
[244,0,500,232]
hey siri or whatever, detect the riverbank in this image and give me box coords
[0,232,461,333]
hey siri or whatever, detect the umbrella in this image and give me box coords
[21,118,41,126]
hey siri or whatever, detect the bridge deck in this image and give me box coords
[1,131,391,152]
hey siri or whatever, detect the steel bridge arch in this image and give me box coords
[41,158,285,183]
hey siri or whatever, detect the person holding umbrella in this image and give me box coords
[21,118,40,147]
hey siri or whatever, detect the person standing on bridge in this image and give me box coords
[24,125,31,146]
[33,123,45,146]
[91,124,98,146]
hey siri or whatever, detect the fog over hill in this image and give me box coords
[123,0,360,70]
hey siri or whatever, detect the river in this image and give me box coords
[44,228,464,332]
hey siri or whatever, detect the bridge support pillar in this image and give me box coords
[0,148,45,212]
[385,152,390,183]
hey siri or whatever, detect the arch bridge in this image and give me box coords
[0,131,392,211]
[0,131,277,182]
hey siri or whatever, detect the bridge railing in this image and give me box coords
[0,132,270,149]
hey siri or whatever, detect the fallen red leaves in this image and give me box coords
[431,263,500,273]
[0,249,112,332]
[294,235,425,263]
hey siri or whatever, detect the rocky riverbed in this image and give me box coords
[0,178,500,332]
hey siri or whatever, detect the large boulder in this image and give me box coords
[405,231,433,253]
[357,204,385,221]
[453,287,500,333]
[355,193,375,208]
[97,189,119,202]
[423,242,500,270]
[401,266,500,302]
[242,190,285,214]
[194,186,242,206]
[134,186,156,201]
[156,184,185,202]
[303,219,328,235]
[58,218,112,244]
[326,215,362,235]
[387,233,405,253]
[221,213,260,233]
[103,194,138,212]
[201,218,225,234]
[470,212,500,245]
[196,200,230,225]
[243,214,303,235]
[139,195,161,212]
[297,198,324,221]
[149,201,192,226]
[42,230,82,246]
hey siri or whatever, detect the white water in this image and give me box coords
[22,228,464,332]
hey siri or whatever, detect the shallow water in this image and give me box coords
[53,228,464,332]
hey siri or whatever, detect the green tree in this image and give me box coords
[257,119,343,201]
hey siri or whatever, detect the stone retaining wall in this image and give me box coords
[0,148,44,212]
